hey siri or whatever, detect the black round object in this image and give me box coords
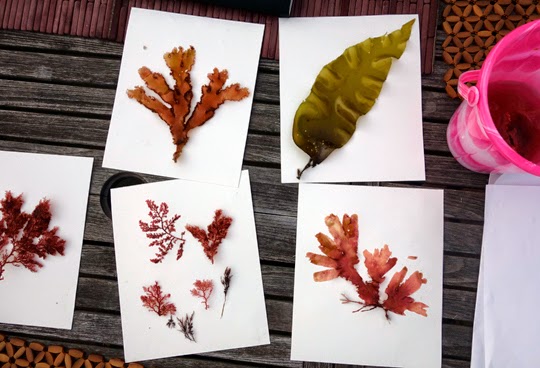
[100,172,147,219]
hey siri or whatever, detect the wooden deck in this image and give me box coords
[0,23,485,368]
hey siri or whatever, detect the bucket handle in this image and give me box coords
[458,70,481,106]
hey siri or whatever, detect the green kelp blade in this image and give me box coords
[293,19,415,179]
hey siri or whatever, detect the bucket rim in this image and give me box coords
[477,19,540,176]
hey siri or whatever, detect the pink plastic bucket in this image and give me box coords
[447,19,540,176]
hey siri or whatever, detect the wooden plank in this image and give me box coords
[0,93,447,148]
[388,183,485,222]
[0,30,123,55]
[76,277,293,333]
[424,58,452,90]
[76,275,475,324]
[79,237,480,307]
[443,324,473,359]
[0,103,279,145]
[0,29,440,90]
[444,189,484,222]
[0,78,115,116]
[0,87,483,191]
[445,222,483,255]
[0,48,121,87]
[0,64,275,111]
[81,188,484,268]
[0,138,487,223]
[424,155,488,189]
[0,313,300,367]
[423,121,451,154]
[0,109,110,147]
[0,309,476,360]
[0,36,454,113]
[0,46,456,119]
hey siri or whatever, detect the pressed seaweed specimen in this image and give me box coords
[176,312,196,342]
[294,20,415,178]
[139,199,186,263]
[220,267,232,318]
[142,282,197,342]
[0,191,66,281]
[191,279,214,310]
[166,311,197,342]
[306,213,428,319]
[127,46,250,162]
[140,281,177,317]
[186,209,233,264]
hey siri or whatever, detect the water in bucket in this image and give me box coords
[447,19,540,176]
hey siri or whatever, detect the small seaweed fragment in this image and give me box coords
[177,312,196,342]
[191,279,214,310]
[166,315,176,328]
[220,267,232,318]
[140,281,177,317]
[0,191,66,281]
[306,213,428,320]
[139,199,186,263]
[141,281,197,342]
[294,19,415,179]
[186,209,233,264]
[127,46,250,162]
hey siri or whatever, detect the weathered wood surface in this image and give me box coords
[0,27,482,368]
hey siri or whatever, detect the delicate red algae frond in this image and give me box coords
[307,213,428,319]
[191,279,214,310]
[0,191,66,281]
[186,209,233,264]
[139,199,186,263]
[383,267,428,316]
[140,281,177,317]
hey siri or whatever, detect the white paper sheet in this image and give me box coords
[111,170,269,362]
[472,184,540,368]
[103,8,264,187]
[488,172,540,185]
[279,15,425,183]
[471,251,485,368]
[0,150,93,329]
[291,184,443,367]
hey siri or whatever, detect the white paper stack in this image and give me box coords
[471,174,540,368]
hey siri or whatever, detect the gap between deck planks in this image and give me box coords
[0,29,483,367]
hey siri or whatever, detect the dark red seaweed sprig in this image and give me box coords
[140,281,177,317]
[139,199,186,263]
[0,191,66,281]
[186,209,232,264]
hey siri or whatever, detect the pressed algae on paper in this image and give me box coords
[128,46,249,162]
[0,191,66,281]
[294,19,415,178]
[306,213,428,319]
